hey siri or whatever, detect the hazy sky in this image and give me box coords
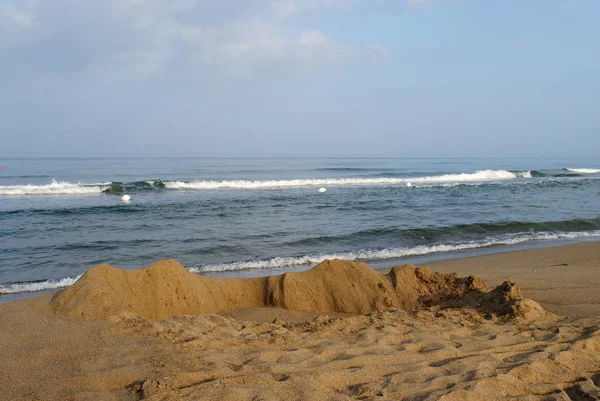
[1,0,599,157]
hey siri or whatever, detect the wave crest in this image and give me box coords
[0,275,82,295]
[0,170,537,196]
[166,170,529,190]
[566,168,600,174]
[5,229,600,295]
[0,180,106,196]
[189,230,600,273]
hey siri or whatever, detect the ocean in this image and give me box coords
[1,157,600,299]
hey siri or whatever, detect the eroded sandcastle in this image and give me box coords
[50,259,549,320]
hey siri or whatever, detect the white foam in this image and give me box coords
[166,170,528,191]
[0,179,107,196]
[189,230,600,273]
[566,168,600,174]
[0,170,535,195]
[0,275,82,295]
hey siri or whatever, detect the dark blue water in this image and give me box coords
[1,158,600,296]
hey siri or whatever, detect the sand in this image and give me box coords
[1,242,600,400]
[414,241,600,318]
[50,259,546,321]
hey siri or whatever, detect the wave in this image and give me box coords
[2,169,586,196]
[0,179,107,196]
[528,170,546,177]
[525,170,583,178]
[0,275,82,295]
[0,179,167,196]
[101,180,165,194]
[189,229,600,273]
[565,168,600,174]
[165,170,531,190]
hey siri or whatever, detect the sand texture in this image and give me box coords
[113,308,600,401]
[1,244,600,400]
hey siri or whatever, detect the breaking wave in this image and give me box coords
[166,170,530,190]
[5,227,600,295]
[0,275,82,295]
[189,229,600,273]
[565,168,600,174]
[0,180,107,196]
[0,170,532,195]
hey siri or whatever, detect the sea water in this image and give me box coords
[1,157,600,297]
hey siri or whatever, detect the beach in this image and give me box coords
[1,242,600,401]
[4,0,600,398]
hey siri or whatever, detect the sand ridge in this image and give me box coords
[51,259,548,321]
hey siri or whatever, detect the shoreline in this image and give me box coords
[3,238,600,307]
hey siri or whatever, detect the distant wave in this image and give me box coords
[5,168,600,196]
[0,275,82,295]
[165,170,531,190]
[0,179,165,196]
[525,170,584,178]
[189,229,600,273]
[0,170,532,195]
[0,179,106,196]
[101,180,165,194]
[565,168,600,174]
[0,170,531,196]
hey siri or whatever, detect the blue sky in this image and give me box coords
[1,0,599,157]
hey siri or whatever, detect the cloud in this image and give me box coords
[0,0,387,78]
[271,0,437,18]
[272,0,298,18]
[179,20,381,76]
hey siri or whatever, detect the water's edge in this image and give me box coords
[2,236,597,304]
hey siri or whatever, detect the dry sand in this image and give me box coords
[1,242,600,400]
[410,241,600,318]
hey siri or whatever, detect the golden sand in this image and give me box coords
[1,243,600,400]
[51,259,547,321]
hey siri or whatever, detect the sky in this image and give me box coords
[1,0,599,158]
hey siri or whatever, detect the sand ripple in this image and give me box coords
[112,308,600,401]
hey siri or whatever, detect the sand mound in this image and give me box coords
[50,260,266,320]
[50,259,548,320]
